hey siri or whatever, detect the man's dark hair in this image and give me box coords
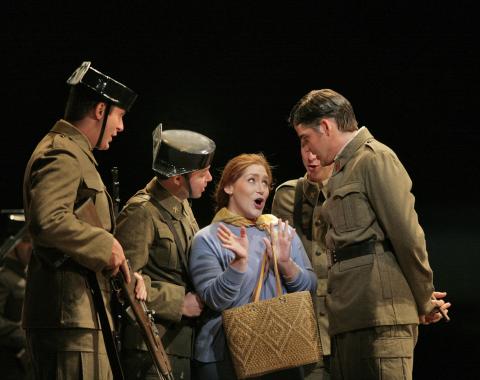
[64,85,108,123]
[288,89,358,132]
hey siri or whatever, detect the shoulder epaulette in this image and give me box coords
[364,138,379,152]
[123,192,151,209]
[275,178,300,192]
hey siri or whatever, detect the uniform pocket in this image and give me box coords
[77,172,104,202]
[327,182,373,233]
[365,325,415,358]
[79,172,111,230]
[60,269,96,327]
[149,222,178,270]
[338,253,374,272]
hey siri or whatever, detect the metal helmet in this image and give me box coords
[152,125,216,178]
[66,61,137,111]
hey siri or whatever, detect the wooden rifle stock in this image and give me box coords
[113,266,174,380]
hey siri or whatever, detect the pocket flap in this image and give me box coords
[332,182,363,198]
[368,337,413,358]
[154,221,175,242]
[83,173,104,192]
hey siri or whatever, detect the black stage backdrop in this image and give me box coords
[1,2,478,377]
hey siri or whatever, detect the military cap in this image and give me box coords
[152,125,216,178]
[66,61,137,111]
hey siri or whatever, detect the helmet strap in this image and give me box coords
[95,103,111,149]
[182,173,193,199]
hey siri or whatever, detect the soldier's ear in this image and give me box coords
[94,102,106,120]
[318,119,328,135]
[321,118,337,136]
[172,175,183,185]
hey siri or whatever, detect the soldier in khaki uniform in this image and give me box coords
[115,126,215,380]
[22,62,137,379]
[272,144,333,380]
[289,89,451,380]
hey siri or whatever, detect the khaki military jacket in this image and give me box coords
[323,127,435,335]
[115,178,199,357]
[22,120,114,346]
[272,175,331,356]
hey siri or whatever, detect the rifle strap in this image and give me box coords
[158,207,194,284]
[293,178,305,232]
[147,197,190,278]
[87,271,125,380]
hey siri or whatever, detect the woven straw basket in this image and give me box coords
[223,289,322,378]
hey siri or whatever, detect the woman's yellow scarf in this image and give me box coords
[212,207,278,230]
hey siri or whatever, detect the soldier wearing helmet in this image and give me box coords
[115,125,215,380]
[22,62,137,379]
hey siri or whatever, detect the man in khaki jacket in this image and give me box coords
[115,126,215,380]
[22,62,137,379]
[272,144,333,380]
[289,89,450,380]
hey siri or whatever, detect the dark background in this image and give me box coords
[1,1,479,377]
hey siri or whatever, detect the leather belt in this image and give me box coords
[331,240,393,264]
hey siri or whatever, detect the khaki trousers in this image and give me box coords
[330,324,418,380]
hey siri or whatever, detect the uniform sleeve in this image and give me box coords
[28,149,112,272]
[189,229,246,312]
[364,151,434,315]
[115,204,185,322]
[271,185,295,225]
[147,283,184,322]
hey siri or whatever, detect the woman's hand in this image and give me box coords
[263,219,299,280]
[275,219,295,263]
[217,223,249,272]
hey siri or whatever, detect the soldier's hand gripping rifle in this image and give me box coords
[110,167,174,380]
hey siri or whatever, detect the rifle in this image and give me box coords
[111,266,174,380]
[111,167,121,218]
[110,166,124,354]
[109,167,174,380]
[0,223,29,263]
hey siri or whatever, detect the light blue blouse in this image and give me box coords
[189,222,317,363]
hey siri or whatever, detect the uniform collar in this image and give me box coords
[50,120,98,166]
[333,127,374,175]
[146,177,186,221]
[302,173,321,205]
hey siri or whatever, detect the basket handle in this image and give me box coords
[251,226,282,303]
